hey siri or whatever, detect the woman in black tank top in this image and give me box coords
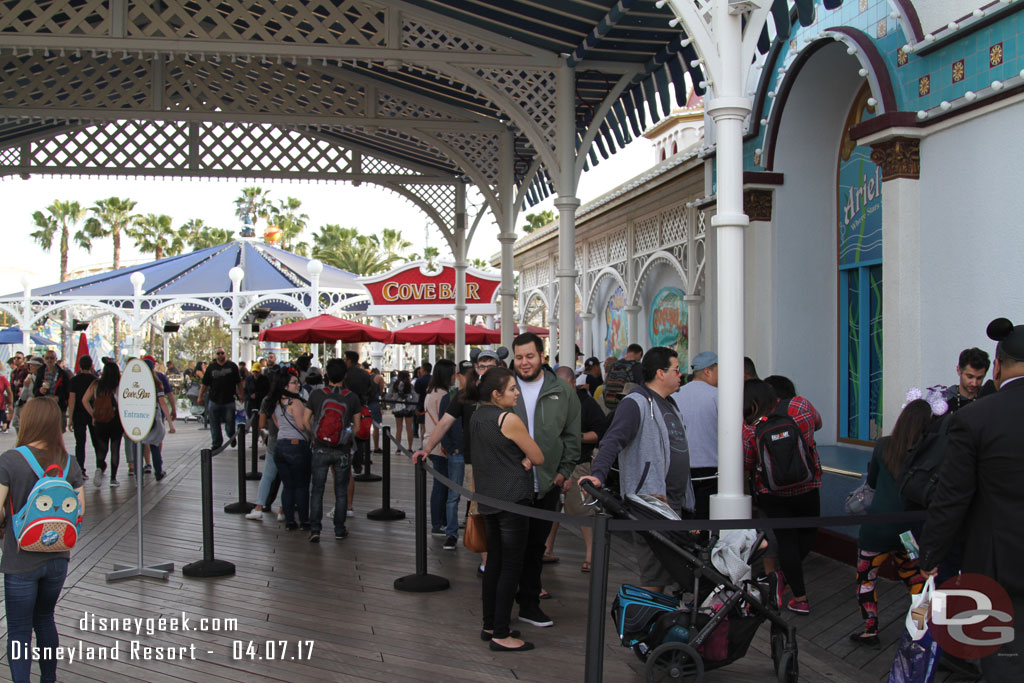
[469,368,544,652]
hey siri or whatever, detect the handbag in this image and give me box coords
[844,479,875,515]
[463,512,487,553]
[888,577,941,683]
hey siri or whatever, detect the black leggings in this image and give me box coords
[92,420,123,478]
[756,489,820,597]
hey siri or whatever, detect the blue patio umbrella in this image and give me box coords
[0,327,57,346]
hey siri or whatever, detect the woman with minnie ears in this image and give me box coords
[0,398,85,683]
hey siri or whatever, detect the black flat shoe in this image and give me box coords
[848,631,880,647]
[480,629,521,641]
[489,640,534,652]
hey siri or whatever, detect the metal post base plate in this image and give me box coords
[244,471,261,480]
[224,501,256,514]
[367,507,406,521]
[394,573,450,593]
[354,473,383,482]
[182,559,236,578]
[106,562,174,582]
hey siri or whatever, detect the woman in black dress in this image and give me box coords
[470,367,544,652]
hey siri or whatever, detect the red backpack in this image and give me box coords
[312,387,355,447]
[356,405,372,440]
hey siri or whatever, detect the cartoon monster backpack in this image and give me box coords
[9,446,82,552]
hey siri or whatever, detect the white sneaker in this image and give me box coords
[346,509,354,518]
[245,509,264,520]
[277,511,285,522]
[327,507,335,519]
[94,475,102,488]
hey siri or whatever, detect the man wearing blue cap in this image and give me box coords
[671,351,719,519]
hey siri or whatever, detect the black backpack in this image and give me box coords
[752,400,815,492]
[897,416,951,509]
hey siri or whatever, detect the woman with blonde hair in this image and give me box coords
[0,397,85,682]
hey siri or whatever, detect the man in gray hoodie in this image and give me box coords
[579,346,693,592]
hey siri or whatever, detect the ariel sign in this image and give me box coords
[359,261,501,315]
[118,359,157,443]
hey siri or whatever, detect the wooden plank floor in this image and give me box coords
[0,420,980,682]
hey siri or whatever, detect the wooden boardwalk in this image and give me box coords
[0,421,979,682]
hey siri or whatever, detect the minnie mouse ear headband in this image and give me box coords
[903,386,948,416]
[988,317,1024,361]
[470,346,509,363]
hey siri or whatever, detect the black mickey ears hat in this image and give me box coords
[987,317,1024,361]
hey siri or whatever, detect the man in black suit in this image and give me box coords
[920,318,1024,679]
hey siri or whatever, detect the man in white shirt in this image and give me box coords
[511,333,580,628]
[671,350,718,519]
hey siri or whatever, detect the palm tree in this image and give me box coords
[234,187,271,227]
[312,225,418,275]
[128,213,185,260]
[471,258,492,271]
[83,197,137,271]
[268,197,309,254]
[380,228,413,260]
[523,209,555,233]
[31,200,92,282]
[179,218,234,250]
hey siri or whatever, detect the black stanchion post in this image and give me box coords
[246,416,261,480]
[354,437,382,482]
[183,449,235,578]
[224,423,255,513]
[394,460,449,592]
[584,511,612,683]
[368,426,405,521]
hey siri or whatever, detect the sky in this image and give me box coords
[0,135,653,296]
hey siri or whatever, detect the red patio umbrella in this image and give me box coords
[258,314,393,344]
[73,332,90,373]
[391,318,501,345]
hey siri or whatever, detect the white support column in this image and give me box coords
[499,129,518,351]
[428,345,437,365]
[684,296,703,368]
[20,277,32,355]
[454,182,468,362]
[371,315,385,371]
[555,58,580,368]
[625,306,641,345]
[130,272,146,359]
[706,1,752,521]
[581,312,594,358]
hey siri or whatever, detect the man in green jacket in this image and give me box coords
[511,332,581,628]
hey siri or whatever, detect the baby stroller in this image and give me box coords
[183,382,208,427]
[582,483,798,682]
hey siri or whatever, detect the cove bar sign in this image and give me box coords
[359,261,501,316]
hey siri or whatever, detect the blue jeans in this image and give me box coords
[5,557,69,683]
[309,445,350,534]
[444,453,465,537]
[428,454,448,532]
[482,511,529,638]
[124,439,140,472]
[256,435,280,509]
[275,439,311,526]
[207,401,236,449]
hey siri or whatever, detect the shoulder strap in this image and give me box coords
[16,445,46,479]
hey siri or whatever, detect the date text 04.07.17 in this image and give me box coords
[231,640,315,661]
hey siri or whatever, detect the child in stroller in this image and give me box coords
[582,482,799,682]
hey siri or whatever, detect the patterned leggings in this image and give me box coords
[855,548,925,633]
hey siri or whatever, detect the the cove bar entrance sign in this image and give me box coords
[359,262,501,316]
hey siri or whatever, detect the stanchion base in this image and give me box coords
[367,507,406,521]
[182,559,236,578]
[394,573,449,593]
[106,562,174,582]
[224,501,256,514]
[354,473,383,482]
[244,472,262,481]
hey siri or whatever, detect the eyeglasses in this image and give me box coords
[662,365,680,374]
[216,352,226,356]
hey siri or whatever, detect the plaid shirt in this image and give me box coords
[743,396,823,496]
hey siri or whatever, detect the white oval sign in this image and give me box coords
[118,359,157,443]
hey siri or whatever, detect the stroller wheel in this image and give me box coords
[645,642,703,682]
[776,649,798,683]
